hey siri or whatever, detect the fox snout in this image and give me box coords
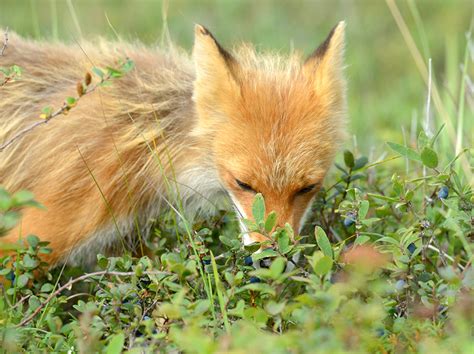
[227,186,318,246]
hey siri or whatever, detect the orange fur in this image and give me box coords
[0,23,347,266]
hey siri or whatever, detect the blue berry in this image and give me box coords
[202,259,211,265]
[249,276,261,284]
[407,243,416,254]
[438,186,449,199]
[376,328,386,337]
[395,279,406,291]
[438,305,448,318]
[244,256,253,266]
[343,216,355,227]
[6,270,15,282]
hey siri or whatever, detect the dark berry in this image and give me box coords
[249,276,261,284]
[407,243,416,254]
[244,256,253,266]
[376,328,386,337]
[6,270,15,282]
[343,216,355,227]
[421,220,431,229]
[438,305,448,318]
[202,259,211,265]
[438,186,449,199]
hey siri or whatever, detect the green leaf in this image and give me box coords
[11,65,22,76]
[0,268,12,275]
[417,130,430,150]
[420,147,438,168]
[252,193,265,226]
[343,150,355,168]
[23,254,38,269]
[16,274,29,288]
[12,190,35,205]
[41,106,53,114]
[276,229,291,254]
[264,211,277,233]
[92,67,105,79]
[269,257,286,279]
[28,296,41,312]
[359,200,370,219]
[387,142,421,162]
[354,235,370,246]
[121,59,135,73]
[265,300,286,316]
[105,333,125,354]
[228,300,245,318]
[313,256,333,276]
[106,66,123,79]
[242,219,257,232]
[315,226,333,259]
[353,156,369,170]
[367,193,398,202]
[243,243,261,254]
[219,235,238,248]
[1,211,20,229]
[40,283,55,293]
[0,188,12,211]
[252,248,279,261]
[65,96,77,107]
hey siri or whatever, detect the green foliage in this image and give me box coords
[0,131,472,353]
[0,187,42,237]
[0,64,21,86]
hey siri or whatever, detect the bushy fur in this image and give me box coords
[0,23,346,266]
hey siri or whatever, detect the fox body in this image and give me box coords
[0,24,346,267]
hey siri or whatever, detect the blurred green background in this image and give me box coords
[0,0,472,155]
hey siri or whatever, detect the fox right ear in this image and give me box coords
[303,22,346,106]
[192,25,240,122]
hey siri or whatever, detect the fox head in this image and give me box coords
[192,23,347,244]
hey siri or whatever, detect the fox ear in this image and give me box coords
[303,21,346,104]
[192,25,240,121]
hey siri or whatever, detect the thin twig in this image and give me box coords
[0,72,110,152]
[17,270,170,327]
[426,244,465,271]
[12,294,32,310]
[0,27,8,56]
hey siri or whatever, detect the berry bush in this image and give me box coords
[1,139,472,353]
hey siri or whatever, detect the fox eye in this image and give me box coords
[296,184,317,195]
[235,179,255,192]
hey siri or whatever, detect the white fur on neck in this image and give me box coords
[227,191,253,245]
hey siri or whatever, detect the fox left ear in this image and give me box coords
[303,21,346,104]
[192,25,240,126]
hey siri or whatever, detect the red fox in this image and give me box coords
[0,23,346,267]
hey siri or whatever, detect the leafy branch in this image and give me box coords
[17,269,170,327]
[0,65,21,87]
[0,58,134,152]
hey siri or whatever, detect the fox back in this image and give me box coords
[0,23,346,266]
